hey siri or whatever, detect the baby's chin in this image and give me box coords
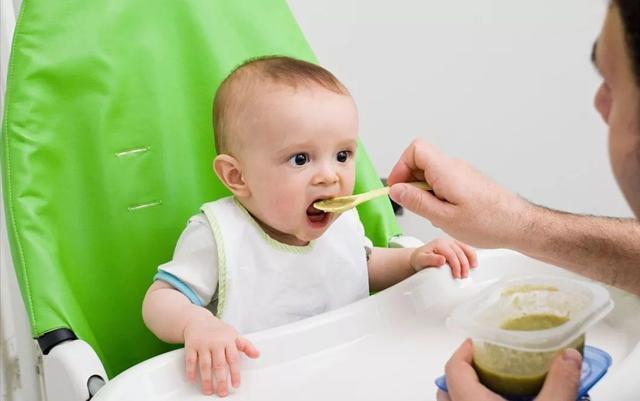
[296,222,335,243]
[270,212,337,245]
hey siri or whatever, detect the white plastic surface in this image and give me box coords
[388,234,424,248]
[43,339,108,401]
[92,250,640,401]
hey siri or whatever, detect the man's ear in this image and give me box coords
[213,154,251,198]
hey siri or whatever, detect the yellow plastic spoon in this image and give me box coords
[313,181,431,213]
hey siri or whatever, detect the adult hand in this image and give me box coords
[436,339,582,401]
[387,139,530,248]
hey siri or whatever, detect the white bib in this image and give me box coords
[201,197,369,334]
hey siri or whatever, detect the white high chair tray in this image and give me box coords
[93,250,640,400]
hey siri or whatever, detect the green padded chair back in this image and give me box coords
[1,0,401,377]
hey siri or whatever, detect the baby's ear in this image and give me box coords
[213,155,250,197]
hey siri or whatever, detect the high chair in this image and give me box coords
[0,0,423,399]
[3,0,640,400]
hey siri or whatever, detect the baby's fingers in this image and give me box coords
[197,349,214,395]
[434,245,461,278]
[226,345,241,389]
[451,244,470,278]
[236,337,260,359]
[185,348,198,383]
[413,252,446,271]
[212,348,229,397]
[456,240,478,268]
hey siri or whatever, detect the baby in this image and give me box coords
[142,56,477,397]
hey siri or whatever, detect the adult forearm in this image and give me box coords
[513,203,640,295]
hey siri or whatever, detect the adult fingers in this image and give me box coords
[212,348,229,397]
[445,340,504,401]
[387,139,445,186]
[444,340,479,400]
[197,349,214,395]
[436,390,452,401]
[389,182,449,223]
[536,349,582,401]
[236,337,260,359]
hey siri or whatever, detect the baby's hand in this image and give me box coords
[183,314,260,397]
[410,238,477,278]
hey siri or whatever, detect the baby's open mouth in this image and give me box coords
[307,200,329,223]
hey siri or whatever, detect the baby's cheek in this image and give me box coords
[343,172,356,194]
[268,195,298,217]
[285,198,301,213]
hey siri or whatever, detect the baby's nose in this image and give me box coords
[313,165,339,185]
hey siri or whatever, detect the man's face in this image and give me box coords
[234,84,358,246]
[593,6,640,217]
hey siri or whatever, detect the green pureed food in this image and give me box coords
[473,314,585,396]
[502,314,569,331]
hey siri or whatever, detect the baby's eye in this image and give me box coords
[336,150,351,163]
[288,153,309,166]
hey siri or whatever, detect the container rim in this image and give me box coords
[446,275,615,352]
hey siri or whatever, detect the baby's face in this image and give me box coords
[236,84,358,245]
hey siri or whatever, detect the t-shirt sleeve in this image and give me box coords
[154,213,218,307]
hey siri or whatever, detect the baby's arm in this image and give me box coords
[143,280,208,342]
[367,238,477,291]
[142,280,259,397]
[367,247,420,292]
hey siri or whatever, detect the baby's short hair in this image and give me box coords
[212,56,349,155]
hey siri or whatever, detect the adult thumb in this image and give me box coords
[536,348,582,401]
[389,183,440,220]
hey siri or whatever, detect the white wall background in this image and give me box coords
[1,0,632,243]
[2,2,44,401]
[0,1,635,399]
[288,0,632,241]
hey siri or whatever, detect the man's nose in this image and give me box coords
[594,82,611,124]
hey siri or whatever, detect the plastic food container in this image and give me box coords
[447,276,614,397]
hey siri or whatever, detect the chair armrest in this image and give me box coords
[388,235,424,248]
[42,339,108,401]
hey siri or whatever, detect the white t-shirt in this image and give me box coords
[156,213,221,308]
[155,197,373,332]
